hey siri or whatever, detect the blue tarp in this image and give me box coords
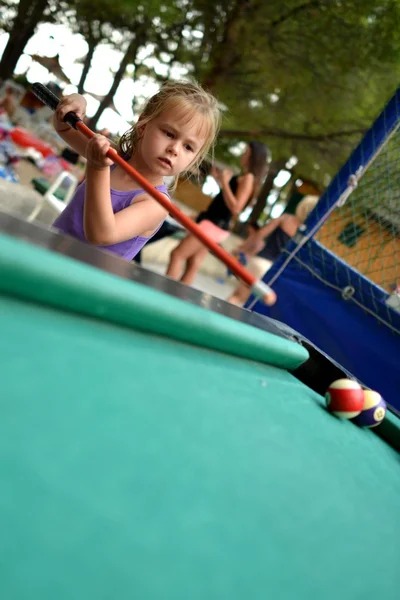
[248,240,400,410]
[249,88,400,411]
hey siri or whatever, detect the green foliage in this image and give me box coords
[185,0,400,181]
[144,0,399,182]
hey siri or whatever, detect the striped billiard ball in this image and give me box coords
[351,390,387,428]
[325,379,364,419]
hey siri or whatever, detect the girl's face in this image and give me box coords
[138,108,208,182]
[240,145,251,171]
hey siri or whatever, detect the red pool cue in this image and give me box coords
[32,83,277,306]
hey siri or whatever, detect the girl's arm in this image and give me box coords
[220,171,254,215]
[53,93,90,157]
[83,135,167,245]
[92,197,168,244]
[53,114,89,158]
[53,93,117,158]
[84,168,168,244]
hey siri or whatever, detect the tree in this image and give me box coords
[69,0,118,94]
[202,0,400,181]
[1,0,398,187]
[153,0,396,184]
[87,1,191,129]
[87,31,149,130]
[0,0,62,82]
[249,158,287,224]
[85,3,154,130]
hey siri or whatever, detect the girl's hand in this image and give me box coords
[86,134,113,170]
[54,93,87,132]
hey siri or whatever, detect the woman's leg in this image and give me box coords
[166,234,205,280]
[178,220,231,284]
[180,247,209,285]
[227,256,273,306]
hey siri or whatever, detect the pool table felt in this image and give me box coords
[0,294,399,600]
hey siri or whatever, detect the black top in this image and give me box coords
[257,226,291,261]
[196,175,239,230]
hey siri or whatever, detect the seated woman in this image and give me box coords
[166,141,271,285]
[227,195,319,306]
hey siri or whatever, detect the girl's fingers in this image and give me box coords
[87,135,113,167]
[56,94,86,122]
[91,135,110,154]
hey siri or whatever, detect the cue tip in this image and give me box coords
[251,280,277,306]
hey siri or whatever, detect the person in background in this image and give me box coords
[227,195,319,306]
[166,141,271,285]
[0,86,17,120]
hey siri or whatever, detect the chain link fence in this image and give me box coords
[315,126,400,297]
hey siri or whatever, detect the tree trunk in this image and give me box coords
[77,37,97,95]
[87,38,139,131]
[249,159,287,224]
[165,22,185,80]
[0,0,50,83]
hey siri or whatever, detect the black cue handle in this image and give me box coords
[32,82,81,130]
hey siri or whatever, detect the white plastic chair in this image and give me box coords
[28,170,78,222]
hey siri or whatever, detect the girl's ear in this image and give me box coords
[137,117,146,139]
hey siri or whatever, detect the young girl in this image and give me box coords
[51,81,221,260]
[166,141,270,285]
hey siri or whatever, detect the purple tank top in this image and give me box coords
[53,176,169,260]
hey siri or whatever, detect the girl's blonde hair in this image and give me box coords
[119,80,221,186]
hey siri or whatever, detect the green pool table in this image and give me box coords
[0,214,399,600]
